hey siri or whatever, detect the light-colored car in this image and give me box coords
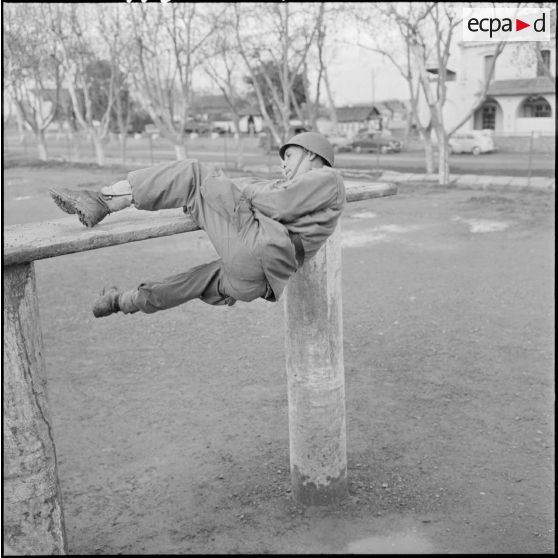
[448,130,495,155]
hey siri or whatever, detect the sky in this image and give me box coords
[327,43,409,106]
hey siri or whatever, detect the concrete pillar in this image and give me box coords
[3,263,68,554]
[283,225,347,505]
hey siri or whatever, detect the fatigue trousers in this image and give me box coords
[121,160,269,314]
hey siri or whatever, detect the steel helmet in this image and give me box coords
[279,132,334,167]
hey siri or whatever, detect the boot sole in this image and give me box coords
[49,189,77,214]
[49,188,108,228]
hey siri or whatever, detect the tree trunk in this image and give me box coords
[36,130,48,161]
[437,137,450,185]
[421,130,435,174]
[119,133,128,164]
[14,103,26,143]
[174,143,187,160]
[3,263,68,555]
[92,134,106,166]
[67,130,80,163]
[323,69,339,135]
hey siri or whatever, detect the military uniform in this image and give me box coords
[122,158,346,313]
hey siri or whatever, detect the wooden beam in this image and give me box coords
[3,182,396,266]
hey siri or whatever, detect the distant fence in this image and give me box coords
[2,127,265,169]
[403,131,555,154]
[491,133,555,154]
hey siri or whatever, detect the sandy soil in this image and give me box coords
[4,162,555,554]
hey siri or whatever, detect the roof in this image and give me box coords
[335,105,379,122]
[191,94,261,117]
[487,77,555,97]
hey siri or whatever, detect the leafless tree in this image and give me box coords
[315,4,343,135]
[127,3,224,160]
[355,2,507,184]
[48,4,117,166]
[233,2,325,144]
[353,4,437,173]
[3,4,63,161]
[95,4,135,164]
[299,2,329,132]
[200,13,248,167]
[404,3,505,183]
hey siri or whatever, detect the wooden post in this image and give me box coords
[3,263,68,555]
[283,224,347,505]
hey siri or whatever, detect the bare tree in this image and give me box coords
[310,3,352,136]
[357,2,507,184]
[233,2,325,144]
[127,3,224,160]
[353,4,436,173]
[403,3,506,183]
[3,4,63,161]
[48,4,117,166]
[95,4,134,163]
[201,14,248,167]
[300,2,328,132]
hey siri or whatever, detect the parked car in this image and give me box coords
[448,130,495,155]
[349,131,402,154]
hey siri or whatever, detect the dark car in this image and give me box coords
[349,132,402,154]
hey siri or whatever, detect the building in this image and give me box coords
[190,94,263,134]
[461,42,555,136]
[318,101,410,138]
[331,105,380,137]
[427,37,555,140]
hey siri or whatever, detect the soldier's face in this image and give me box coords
[282,145,311,179]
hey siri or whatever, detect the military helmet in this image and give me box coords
[279,131,334,167]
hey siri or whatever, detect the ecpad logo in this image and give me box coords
[463,7,552,42]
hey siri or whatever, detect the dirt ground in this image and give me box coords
[3,162,555,554]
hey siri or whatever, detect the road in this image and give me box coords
[5,131,555,177]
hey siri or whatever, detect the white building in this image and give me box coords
[434,38,555,137]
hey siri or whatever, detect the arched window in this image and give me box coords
[481,100,498,129]
[520,96,552,118]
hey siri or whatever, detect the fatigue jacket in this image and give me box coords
[212,168,345,300]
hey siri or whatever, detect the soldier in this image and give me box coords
[49,132,345,317]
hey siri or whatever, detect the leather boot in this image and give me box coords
[50,180,132,228]
[92,286,122,317]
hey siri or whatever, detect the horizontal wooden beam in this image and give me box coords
[4,181,396,266]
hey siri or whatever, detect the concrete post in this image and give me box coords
[283,224,347,505]
[3,263,68,554]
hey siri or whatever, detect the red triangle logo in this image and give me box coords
[516,18,530,31]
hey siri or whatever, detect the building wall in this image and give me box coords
[441,39,556,135]
[499,94,555,134]
[459,41,556,83]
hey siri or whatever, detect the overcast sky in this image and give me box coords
[327,43,409,106]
